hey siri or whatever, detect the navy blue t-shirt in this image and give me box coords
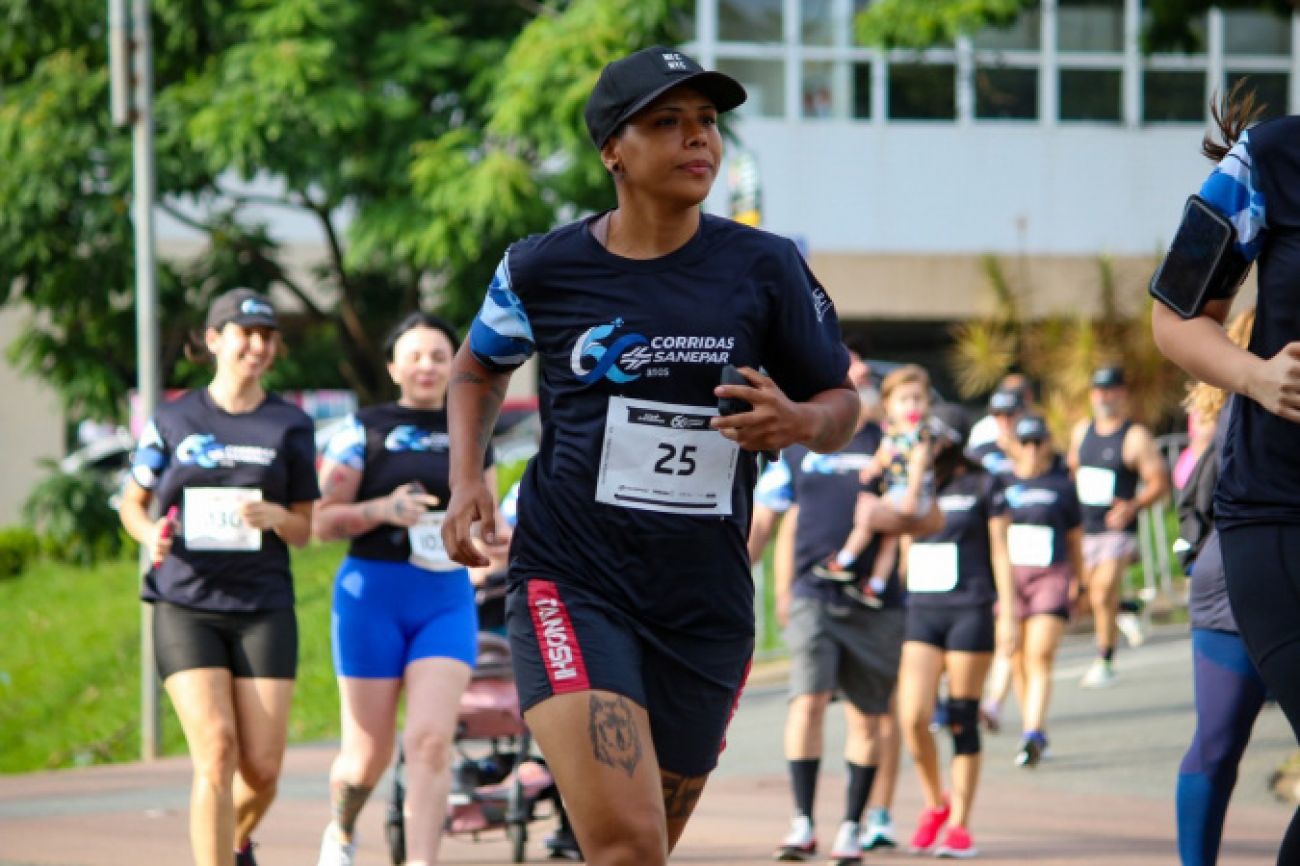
[757,424,903,608]
[468,213,850,636]
[131,389,319,611]
[321,404,494,562]
[1001,470,1081,568]
[1201,117,1300,528]
[907,467,1003,608]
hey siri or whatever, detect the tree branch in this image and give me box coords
[158,201,214,235]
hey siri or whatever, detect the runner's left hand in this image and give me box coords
[711,366,809,452]
[238,500,287,530]
[1104,500,1137,531]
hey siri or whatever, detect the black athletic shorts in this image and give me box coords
[904,603,995,653]
[507,577,753,778]
[153,601,298,680]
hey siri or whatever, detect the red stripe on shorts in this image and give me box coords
[719,656,753,756]
[526,580,590,694]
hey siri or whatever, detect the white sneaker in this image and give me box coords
[774,814,816,861]
[1080,658,1117,689]
[317,823,356,866]
[860,807,897,850]
[1117,611,1147,648]
[829,821,862,862]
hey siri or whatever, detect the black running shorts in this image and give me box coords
[153,601,297,680]
[506,576,753,778]
[904,603,996,653]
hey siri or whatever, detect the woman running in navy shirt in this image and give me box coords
[441,46,858,865]
[120,289,318,866]
[313,314,491,866]
[1152,90,1300,864]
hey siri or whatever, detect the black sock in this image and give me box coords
[789,758,820,818]
[844,762,877,825]
[1102,646,1115,662]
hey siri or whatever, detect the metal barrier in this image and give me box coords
[1136,432,1191,605]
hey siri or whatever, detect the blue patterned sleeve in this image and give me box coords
[468,250,535,372]
[754,456,795,513]
[1198,132,1266,262]
[130,419,169,491]
[322,415,366,471]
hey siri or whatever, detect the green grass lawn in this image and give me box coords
[0,542,346,774]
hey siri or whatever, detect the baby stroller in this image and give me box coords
[384,631,581,863]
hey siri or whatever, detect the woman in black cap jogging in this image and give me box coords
[119,288,319,866]
[1151,89,1300,864]
[441,46,859,865]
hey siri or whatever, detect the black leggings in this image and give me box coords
[1221,524,1300,866]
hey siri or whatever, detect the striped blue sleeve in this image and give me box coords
[754,457,795,513]
[130,419,169,490]
[322,415,365,471]
[1199,132,1266,262]
[468,251,535,372]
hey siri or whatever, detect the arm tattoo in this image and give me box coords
[452,370,507,453]
[331,781,373,836]
[588,694,642,778]
[661,770,708,820]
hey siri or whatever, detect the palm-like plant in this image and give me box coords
[950,256,1185,440]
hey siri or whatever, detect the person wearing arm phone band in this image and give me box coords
[1150,85,1300,865]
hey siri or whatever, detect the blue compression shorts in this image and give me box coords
[331,556,478,678]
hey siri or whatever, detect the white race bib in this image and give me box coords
[1076,466,1117,507]
[595,397,739,516]
[907,542,959,593]
[1008,523,1055,568]
[183,487,262,552]
[408,511,460,572]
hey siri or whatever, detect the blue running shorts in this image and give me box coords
[331,556,478,678]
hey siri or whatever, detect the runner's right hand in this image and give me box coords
[149,515,175,565]
[443,478,496,568]
[386,482,440,528]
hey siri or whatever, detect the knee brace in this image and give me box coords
[947,699,982,756]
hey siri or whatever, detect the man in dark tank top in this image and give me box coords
[1066,366,1169,688]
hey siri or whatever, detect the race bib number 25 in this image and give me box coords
[595,397,739,516]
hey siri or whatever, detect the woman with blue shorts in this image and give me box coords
[314,313,493,866]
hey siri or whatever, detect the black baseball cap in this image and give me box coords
[1091,366,1125,388]
[206,288,278,331]
[1015,415,1049,443]
[931,402,971,448]
[989,388,1025,415]
[584,46,747,149]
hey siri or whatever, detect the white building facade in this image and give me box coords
[687,0,1291,347]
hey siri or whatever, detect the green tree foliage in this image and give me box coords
[0,0,687,419]
[855,0,1290,51]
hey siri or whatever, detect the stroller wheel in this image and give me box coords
[385,816,405,866]
[509,820,527,863]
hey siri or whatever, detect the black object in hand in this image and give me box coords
[717,364,752,416]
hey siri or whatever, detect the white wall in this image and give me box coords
[709,120,1212,257]
[0,309,64,525]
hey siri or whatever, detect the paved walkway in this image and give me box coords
[1,627,1293,864]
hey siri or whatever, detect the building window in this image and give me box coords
[803,62,836,118]
[1059,69,1122,121]
[716,58,786,118]
[801,0,836,46]
[1224,9,1290,57]
[719,0,783,44]
[852,62,873,119]
[1058,0,1124,53]
[1144,71,1204,122]
[1227,72,1289,121]
[888,63,956,120]
[975,67,1038,119]
[972,8,1041,51]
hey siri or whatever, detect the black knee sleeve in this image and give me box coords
[948,699,981,756]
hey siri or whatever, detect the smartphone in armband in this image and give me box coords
[1149,195,1249,319]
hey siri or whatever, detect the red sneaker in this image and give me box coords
[935,824,978,859]
[909,801,950,853]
